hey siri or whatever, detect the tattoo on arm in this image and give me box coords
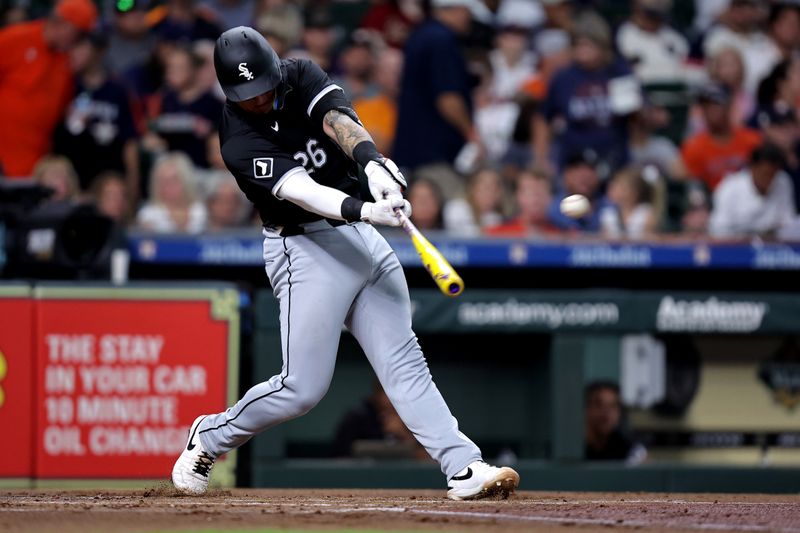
[323,109,374,159]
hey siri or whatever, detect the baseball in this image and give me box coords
[560,194,591,218]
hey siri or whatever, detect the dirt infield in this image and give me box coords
[1,488,799,533]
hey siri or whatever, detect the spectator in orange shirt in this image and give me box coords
[0,0,98,178]
[681,83,762,191]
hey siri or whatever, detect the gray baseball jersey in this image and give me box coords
[195,60,482,478]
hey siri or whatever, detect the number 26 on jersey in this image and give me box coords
[293,139,327,174]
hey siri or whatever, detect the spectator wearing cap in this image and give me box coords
[546,151,618,233]
[709,142,797,238]
[616,0,689,83]
[0,0,98,178]
[535,10,638,177]
[681,82,761,191]
[52,32,140,198]
[106,0,157,77]
[393,0,479,200]
[704,0,780,93]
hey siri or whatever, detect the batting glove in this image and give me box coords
[365,158,407,202]
[360,197,412,227]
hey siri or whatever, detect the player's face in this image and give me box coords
[236,90,276,114]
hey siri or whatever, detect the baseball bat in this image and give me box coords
[395,209,464,297]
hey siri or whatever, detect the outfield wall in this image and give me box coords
[3,282,799,493]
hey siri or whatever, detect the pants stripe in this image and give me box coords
[200,237,293,436]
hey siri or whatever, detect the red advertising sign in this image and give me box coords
[34,291,236,478]
[0,292,35,478]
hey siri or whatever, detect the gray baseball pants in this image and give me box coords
[198,220,481,478]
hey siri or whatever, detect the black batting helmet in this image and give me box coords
[214,26,282,102]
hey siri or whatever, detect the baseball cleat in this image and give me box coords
[446,461,520,501]
[171,415,216,495]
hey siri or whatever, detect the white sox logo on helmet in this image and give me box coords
[238,63,254,81]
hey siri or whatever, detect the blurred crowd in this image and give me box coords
[2,0,800,240]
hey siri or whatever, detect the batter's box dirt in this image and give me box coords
[1,489,799,533]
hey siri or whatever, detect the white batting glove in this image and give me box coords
[365,158,407,201]
[360,197,412,227]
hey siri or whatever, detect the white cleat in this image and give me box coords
[446,460,520,501]
[171,415,216,495]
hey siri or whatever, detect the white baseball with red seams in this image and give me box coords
[560,194,591,218]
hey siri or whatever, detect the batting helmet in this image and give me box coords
[214,26,282,102]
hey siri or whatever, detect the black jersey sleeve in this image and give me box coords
[221,129,305,196]
[294,59,356,127]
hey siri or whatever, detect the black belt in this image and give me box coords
[278,218,347,237]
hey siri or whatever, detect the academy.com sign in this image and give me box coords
[656,296,768,333]
[458,299,620,329]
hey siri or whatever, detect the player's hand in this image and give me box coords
[365,158,407,202]
[360,197,411,227]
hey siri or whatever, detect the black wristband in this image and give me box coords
[352,140,382,168]
[341,196,365,222]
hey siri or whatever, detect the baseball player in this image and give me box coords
[171,26,519,500]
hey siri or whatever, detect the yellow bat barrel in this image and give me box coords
[411,231,465,297]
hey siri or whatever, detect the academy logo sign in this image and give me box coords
[656,296,768,333]
[458,300,620,329]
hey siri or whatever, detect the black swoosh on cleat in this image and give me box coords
[186,418,204,451]
[450,467,472,481]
